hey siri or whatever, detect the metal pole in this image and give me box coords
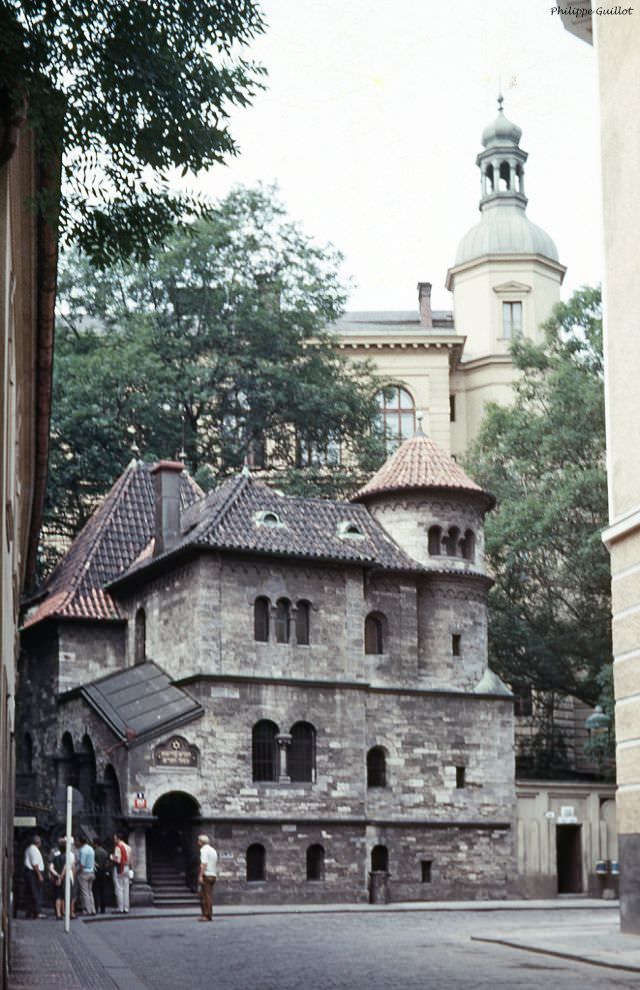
[64,786,72,933]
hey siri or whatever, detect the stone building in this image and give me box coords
[17,433,516,905]
[1,96,57,980]
[334,99,615,899]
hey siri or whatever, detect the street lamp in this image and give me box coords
[584,705,611,777]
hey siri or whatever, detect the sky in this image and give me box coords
[200,0,602,313]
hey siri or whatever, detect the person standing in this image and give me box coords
[93,837,110,914]
[110,831,131,914]
[23,835,45,918]
[77,835,97,915]
[48,839,68,920]
[197,834,217,922]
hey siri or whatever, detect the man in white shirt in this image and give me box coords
[110,831,132,914]
[197,834,218,922]
[24,835,45,918]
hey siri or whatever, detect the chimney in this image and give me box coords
[417,282,433,327]
[151,460,184,556]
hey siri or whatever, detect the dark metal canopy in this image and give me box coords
[80,660,203,745]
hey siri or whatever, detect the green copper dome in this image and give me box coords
[481,99,522,149]
[454,97,558,267]
[455,205,559,266]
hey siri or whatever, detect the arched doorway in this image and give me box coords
[150,792,201,893]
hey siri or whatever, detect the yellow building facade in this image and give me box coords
[335,100,565,459]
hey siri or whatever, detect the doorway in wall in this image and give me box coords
[556,824,582,893]
[150,791,200,894]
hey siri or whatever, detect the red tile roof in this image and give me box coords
[352,432,489,501]
[23,460,201,629]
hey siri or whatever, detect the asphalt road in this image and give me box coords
[90,909,638,990]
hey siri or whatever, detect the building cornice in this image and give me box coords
[602,504,640,549]
[445,253,567,291]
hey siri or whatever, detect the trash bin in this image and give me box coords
[369,870,390,904]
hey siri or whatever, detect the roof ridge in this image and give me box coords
[69,461,142,593]
[201,472,252,538]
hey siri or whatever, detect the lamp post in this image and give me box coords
[585,705,611,778]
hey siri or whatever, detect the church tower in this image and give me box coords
[446,97,566,455]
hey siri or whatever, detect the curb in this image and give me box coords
[471,936,640,975]
[82,899,620,923]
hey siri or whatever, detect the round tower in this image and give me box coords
[445,97,566,455]
[353,430,497,692]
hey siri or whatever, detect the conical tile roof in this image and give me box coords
[353,432,490,502]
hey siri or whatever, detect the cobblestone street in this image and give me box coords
[12,906,639,990]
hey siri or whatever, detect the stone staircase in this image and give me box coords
[149,858,199,908]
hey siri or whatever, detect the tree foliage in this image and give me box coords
[0,0,265,264]
[466,286,611,707]
[45,186,386,569]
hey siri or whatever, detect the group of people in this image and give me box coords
[24,832,217,923]
[23,831,133,919]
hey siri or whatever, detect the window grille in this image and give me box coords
[254,597,270,642]
[289,722,315,782]
[134,607,146,663]
[364,613,384,655]
[252,720,279,781]
[376,386,416,451]
[367,746,386,788]
[502,301,523,339]
[295,601,310,645]
[275,598,291,644]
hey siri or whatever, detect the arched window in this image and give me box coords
[371,845,388,872]
[364,613,385,655]
[134,607,146,663]
[246,843,266,882]
[60,732,78,790]
[485,164,495,193]
[254,597,270,642]
[295,600,310,645]
[377,386,416,451]
[428,525,442,556]
[307,844,325,881]
[499,159,511,191]
[367,746,387,788]
[444,526,460,557]
[289,721,316,782]
[275,598,291,644]
[252,720,279,782]
[461,530,475,561]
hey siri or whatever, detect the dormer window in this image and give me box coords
[255,510,283,528]
[338,520,365,540]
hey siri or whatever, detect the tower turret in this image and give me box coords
[446,98,566,456]
[354,429,495,691]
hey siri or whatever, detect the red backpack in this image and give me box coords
[116,841,129,874]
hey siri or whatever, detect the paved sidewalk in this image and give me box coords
[10,899,638,988]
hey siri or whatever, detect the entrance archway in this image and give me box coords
[150,792,201,891]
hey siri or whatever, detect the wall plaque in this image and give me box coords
[154,735,199,768]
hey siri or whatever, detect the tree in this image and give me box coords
[466,287,611,709]
[0,1,265,265]
[45,186,386,564]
